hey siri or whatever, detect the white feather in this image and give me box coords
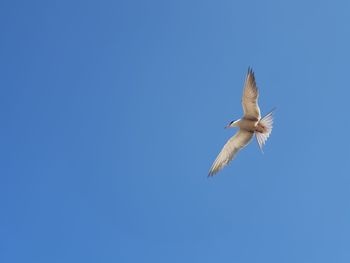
[256,109,275,151]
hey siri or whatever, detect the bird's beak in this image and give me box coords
[225,125,230,129]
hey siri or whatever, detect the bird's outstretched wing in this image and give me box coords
[242,68,261,120]
[208,130,254,176]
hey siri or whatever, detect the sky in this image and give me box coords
[1,0,350,262]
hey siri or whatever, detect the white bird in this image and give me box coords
[208,68,275,176]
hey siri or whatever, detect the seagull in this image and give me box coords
[208,68,275,176]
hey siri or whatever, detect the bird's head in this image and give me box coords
[225,119,240,129]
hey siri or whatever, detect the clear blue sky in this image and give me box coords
[1,0,350,262]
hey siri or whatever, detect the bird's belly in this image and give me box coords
[239,119,258,132]
[255,122,267,133]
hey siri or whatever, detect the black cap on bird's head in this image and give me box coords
[225,119,240,129]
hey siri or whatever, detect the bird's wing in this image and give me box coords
[208,130,254,176]
[242,68,261,120]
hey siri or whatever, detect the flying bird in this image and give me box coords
[208,68,275,176]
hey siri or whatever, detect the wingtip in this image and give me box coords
[208,169,218,177]
[247,66,254,75]
[247,67,255,81]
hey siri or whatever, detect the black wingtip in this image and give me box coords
[207,170,215,177]
[247,66,254,76]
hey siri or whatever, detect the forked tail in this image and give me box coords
[256,108,275,152]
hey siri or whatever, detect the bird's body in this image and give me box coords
[235,117,271,134]
[235,118,258,132]
[208,68,274,176]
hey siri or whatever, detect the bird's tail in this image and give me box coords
[255,108,275,152]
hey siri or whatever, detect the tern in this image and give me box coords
[208,68,274,176]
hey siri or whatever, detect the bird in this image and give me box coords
[208,67,275,176]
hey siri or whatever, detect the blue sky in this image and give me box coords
[1,0,350,262]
